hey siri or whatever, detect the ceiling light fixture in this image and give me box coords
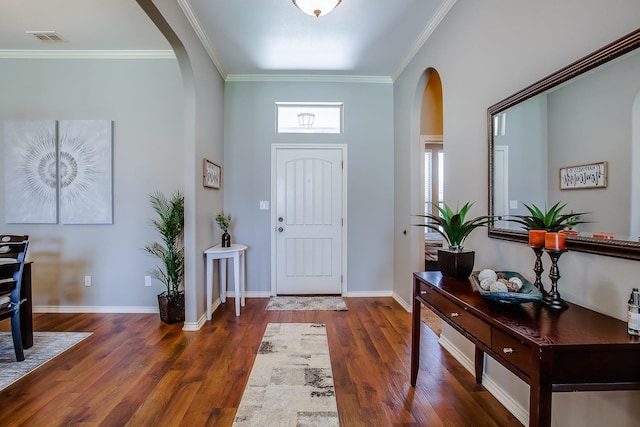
[292,0,342,18]
[297,113,315,128]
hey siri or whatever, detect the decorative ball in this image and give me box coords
[478,268,497,282]
[508,277,524,291]
[490,280,509,293]
[480,278,495,290]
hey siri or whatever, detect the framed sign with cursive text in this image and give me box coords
[559,161,607,190]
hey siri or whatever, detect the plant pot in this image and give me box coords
[158,291,185,324]
[222,232,231,248]
[437,249,475,280]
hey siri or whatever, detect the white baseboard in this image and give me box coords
[392,292,411,311]
[344,290,393,297]
[438,334,528,425]
[34,305,158,314]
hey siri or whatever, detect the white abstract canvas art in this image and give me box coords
[4,120,58,223]
[59,120,113,224]
[3,119,113,224]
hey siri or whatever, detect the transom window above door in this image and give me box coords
[276,102,343,134]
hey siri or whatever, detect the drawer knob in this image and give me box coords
[451,312,460,317]
[503,347,514,354]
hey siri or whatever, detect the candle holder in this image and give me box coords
[542,249,569,310]
[530,245,546,295]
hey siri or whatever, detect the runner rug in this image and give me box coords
[233,323,339,427]
[265,296,348,311]
[0,331,92,392]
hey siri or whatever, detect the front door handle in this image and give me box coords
[278,227,284,232]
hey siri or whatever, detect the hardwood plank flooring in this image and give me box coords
[0,298,522,426]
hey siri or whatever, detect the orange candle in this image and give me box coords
[545,232,566,250]
[529,230,546,247]
[593,232,614,239]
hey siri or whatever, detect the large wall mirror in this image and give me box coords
[488,28,640,260]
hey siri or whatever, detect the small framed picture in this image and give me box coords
[559,161,607,190]
[203,159,221,189]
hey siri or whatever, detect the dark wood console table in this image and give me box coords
[411,271,640,427]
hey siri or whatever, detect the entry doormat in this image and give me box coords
[233,323,339,426]
[0,331,92,392]
[265,296,348,311]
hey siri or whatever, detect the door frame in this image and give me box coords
[270,143,348,296]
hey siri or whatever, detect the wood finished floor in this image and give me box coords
[0,298,522,426]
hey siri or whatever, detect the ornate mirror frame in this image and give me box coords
[488,28,640,261]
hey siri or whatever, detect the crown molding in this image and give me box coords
[392,0,457,81]
[178,0,227,78]
[225,74,392,84]
[0,49,175,60]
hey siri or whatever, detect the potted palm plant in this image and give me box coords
[507,202,588,248]
[144,190,185,324]
[415,202,493,279]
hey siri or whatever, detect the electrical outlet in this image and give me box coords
[84,275,91,287]
[145,276,152,287]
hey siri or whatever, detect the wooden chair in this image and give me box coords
[0,235,29,361]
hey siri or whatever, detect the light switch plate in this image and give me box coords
[259,201,269,210]
[509,200,518,209]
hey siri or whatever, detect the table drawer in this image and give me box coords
[425,290,491,346]
[491,328,532,375]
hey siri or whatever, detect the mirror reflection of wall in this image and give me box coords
[632,92,640,240]
[494,96,548,229]
[493,49,640,241]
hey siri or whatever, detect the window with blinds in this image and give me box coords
[424,143,444,232]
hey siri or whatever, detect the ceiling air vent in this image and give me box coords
[26,31,65,42]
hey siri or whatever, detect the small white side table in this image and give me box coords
[204,244,248,318]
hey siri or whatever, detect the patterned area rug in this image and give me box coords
[0,331,92,391]
[265,296,348,311]
[233,323,339,427]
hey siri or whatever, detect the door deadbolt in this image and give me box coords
[278,217,284,222]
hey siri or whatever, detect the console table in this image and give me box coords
[204,244,247,318]
[411,271,640,427]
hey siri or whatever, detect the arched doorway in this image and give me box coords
[419,69,444,270]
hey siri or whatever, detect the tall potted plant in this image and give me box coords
[144,190,185,324]
[415,202,492,279]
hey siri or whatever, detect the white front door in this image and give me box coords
[273,146,344,295]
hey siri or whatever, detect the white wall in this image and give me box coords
[0,57,184,308]
[224,80,394,296]
[394,0,640,425]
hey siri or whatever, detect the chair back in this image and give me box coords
[0,235,29,306]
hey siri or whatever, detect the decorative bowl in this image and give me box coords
[470,271,542,304]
